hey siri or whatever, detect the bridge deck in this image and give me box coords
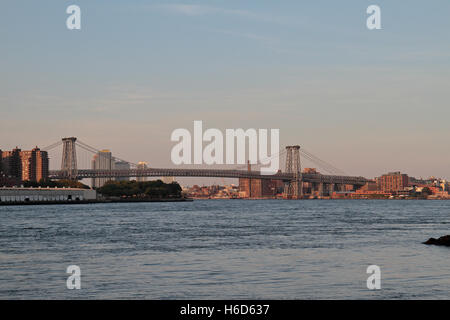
[49,168,369,185]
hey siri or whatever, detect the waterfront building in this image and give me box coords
[114,160,130,182]
[1,147,22,179]
[301,168,318,195]
[0,187,96,203]
[377,171,409,192]
[21,151,32,181]
[409,176,433,186]
[238,161,282,198]
[136,161,148,182]
[91,150,114,188]
[1,147,48,182]
[356,181,378,192]
[33,148,49,182]
[20,147,49,182]
[239,178,282,198]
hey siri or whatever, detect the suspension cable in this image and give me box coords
[233,148,286,170]
[300,148,347,175]
[42,140,62,151]
[76,140,138,167]
[299,152,337,175]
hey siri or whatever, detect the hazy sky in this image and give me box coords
[1,0,449,182]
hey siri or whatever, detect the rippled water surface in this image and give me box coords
[0,200,449,299]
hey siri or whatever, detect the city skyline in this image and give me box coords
[2,138,449,200]
[1,1,450,180]
[1,138,449,183]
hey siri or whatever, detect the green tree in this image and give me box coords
[98,180,182,198]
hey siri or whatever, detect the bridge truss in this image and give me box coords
[45,137,369,198]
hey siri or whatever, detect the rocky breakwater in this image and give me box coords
[424,235,450,246]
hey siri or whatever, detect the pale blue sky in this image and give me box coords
[1,0,449,180]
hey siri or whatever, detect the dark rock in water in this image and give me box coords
[424,235,450,246]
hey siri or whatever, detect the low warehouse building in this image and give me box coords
[0,187,96,203]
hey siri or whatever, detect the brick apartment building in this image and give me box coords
[0,147,49,182]
[1,147,22,179]
[376,171,409,192]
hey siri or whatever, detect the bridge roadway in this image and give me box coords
[49,168,369,186]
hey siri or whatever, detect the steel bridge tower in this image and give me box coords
[284,145,302,199]
[61,137,78,179]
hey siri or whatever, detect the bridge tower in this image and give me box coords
[284,145,302,199]
[61,137,78,179]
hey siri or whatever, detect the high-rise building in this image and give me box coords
[1,147,48,182]
[92,150,114,188]
[34,148,49,182]
[114,160,130,182]
[20,147,49,182]
[20,151,33,182]
[1,147,22,179]
[136,161,148,182]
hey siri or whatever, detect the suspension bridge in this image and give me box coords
[44,137,369,199]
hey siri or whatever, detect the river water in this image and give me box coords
[0,200,449,299]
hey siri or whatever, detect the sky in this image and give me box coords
[1,0,450,183]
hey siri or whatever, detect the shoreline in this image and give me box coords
[0,197,193,206]
[2,197,449,206]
